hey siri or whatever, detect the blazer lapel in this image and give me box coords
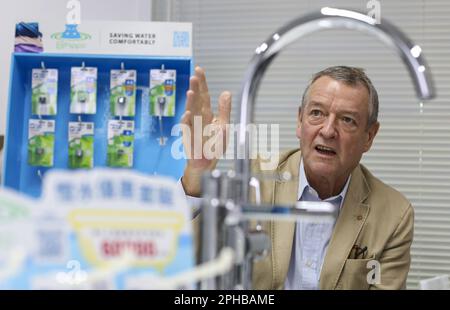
[319,165,370,290]
[271,149,301,289]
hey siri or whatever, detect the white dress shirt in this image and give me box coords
[284,160,350,290]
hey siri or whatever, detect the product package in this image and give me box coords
[31,68,58,116]
[70,67,97,114]
[149,69,176,117]
[107,120,134,168]
[28,119,55,167]
[110,69,137,117]
[68,122,94,169]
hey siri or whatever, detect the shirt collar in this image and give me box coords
[298,159,351,208]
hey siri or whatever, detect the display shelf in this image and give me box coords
[2,53,192,197]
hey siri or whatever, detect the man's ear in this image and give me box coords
[296,107,303,140]
[364,121,380,152]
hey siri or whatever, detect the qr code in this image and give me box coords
[36,229,66,262]
[173,31,190,48]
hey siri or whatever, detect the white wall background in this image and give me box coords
[0,0,152,135]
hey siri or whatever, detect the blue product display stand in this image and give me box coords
[2,53,192,198]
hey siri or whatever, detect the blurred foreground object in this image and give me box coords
[0,169,194,289]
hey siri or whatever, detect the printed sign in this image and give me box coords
[0,169,194,289]
[39,21,192,57]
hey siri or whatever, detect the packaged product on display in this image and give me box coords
[107,120,134,168]
[31,68,58,116]
[70,66,97,114]
[68,121,94,169]
[27,119,55,167]
[110,69,137,117]
[149,69,176,117]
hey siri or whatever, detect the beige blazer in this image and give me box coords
[251,149,414,290]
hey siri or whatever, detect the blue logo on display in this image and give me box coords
[50,24,91,50]
[62,24,81,39]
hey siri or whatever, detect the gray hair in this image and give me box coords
[300,66,379,129]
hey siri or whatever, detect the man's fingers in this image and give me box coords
[189,76,200,97]
[181,110,192,127]
[217,91,232,125]
[188,68,230,128]
[195,66,212,112]
[185,90,196,115]
[189,74,211,116]
[195,66,209,93]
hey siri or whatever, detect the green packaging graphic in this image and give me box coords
[68,122,94,169]
[31,69,58,116]
[28,119,55,167]
[107,120,134,168]
[70,67,97,114]
[149,69,176,117]
[110,69,137,117]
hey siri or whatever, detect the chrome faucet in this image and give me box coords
[199,8,435,290]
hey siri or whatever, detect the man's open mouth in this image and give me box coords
[315,145,337,156]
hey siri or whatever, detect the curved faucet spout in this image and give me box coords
[236,7,435,202]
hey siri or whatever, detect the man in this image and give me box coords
[180,65,414,290]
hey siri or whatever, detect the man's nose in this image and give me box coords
[319,116,337,139]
